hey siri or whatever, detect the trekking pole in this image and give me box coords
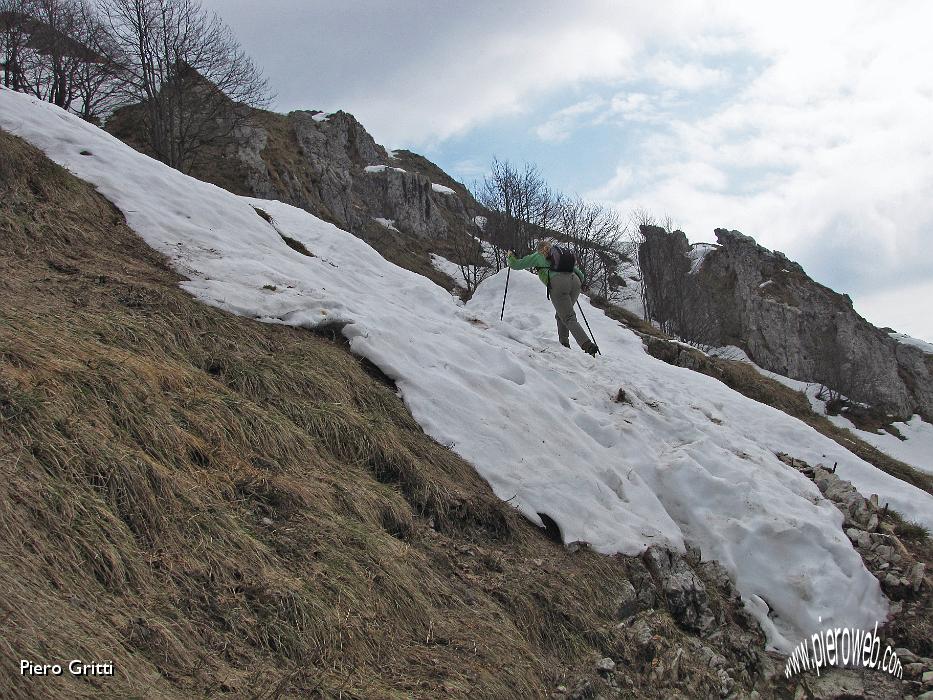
[500,267,511,320]
[576,301,600,354]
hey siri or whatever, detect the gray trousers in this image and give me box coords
[550,272,590,348]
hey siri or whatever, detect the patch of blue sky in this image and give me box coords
[425,48,770,200]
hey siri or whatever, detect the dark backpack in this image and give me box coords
[548,244,576,273]
[545,244,577,299]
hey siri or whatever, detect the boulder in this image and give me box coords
[614,579,641,620]
[595,657,616,674]
[910,562,926,591]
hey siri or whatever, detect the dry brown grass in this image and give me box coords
[0,130,688,699]
[588,297,666,339]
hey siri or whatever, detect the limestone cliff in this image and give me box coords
[222,109,478,241]
[639,226,932,420]
[107,104,482,289]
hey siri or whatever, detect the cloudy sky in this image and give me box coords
[204,0,933,341]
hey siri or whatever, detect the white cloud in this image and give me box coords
[607,92,661,122]
[643,59,727,92]
[587,1,933,336]
[448,158,489,180]
[855,279,933,343]
[534,96,607,142]
[206,0,740,147]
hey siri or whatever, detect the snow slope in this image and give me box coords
[5,88,933,652]
[710,346,933,474]
[829,415,933,476]
[430,253,467,288]
[890,332,933,354]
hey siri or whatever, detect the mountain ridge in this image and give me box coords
[106,101,483,291]
[639,225,933,422]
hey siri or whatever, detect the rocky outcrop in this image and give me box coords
[639,226,933,420]
[219,109,478,242]
[778,452,932,698]
[643,547,716,634]
[895,341,933,421]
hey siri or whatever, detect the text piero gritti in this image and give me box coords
[20,660,114,676]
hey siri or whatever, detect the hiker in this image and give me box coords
[507,242,599,356]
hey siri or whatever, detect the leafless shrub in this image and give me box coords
[448,226,494,296]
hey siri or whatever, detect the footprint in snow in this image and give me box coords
[497,360,526,385]
[573,412,618,448]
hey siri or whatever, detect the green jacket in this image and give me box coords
[507,251,585,286]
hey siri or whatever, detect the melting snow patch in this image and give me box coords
[431,183,456,195]
[687,243,717,274]
[721,347,930,476]
[479,239,498,264]
[474,215,488,230]
[6,87,932,654]
[364,164,407,174]
[708,345,753,363]
[829,414,933,475]
[311,112,331,122]
[373,218,399,232]
[889,332,933,354]
[430,254,466,288]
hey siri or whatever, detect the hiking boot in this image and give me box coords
[582,341,599,357]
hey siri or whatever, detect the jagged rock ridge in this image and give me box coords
[639,226,933,421]
[231,109,477,240]
[105,103,481,289]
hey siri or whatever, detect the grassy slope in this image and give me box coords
[0,131,783,699]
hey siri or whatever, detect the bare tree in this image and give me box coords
[102,0,271,172]
[27,0,84,109]
[472,158,640,305]
[0,0,33,91]
[473,159,560,260]
[1,0,89,109]
[558,196,625,298]
[1,0,122,122]
[71,0,121,122]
